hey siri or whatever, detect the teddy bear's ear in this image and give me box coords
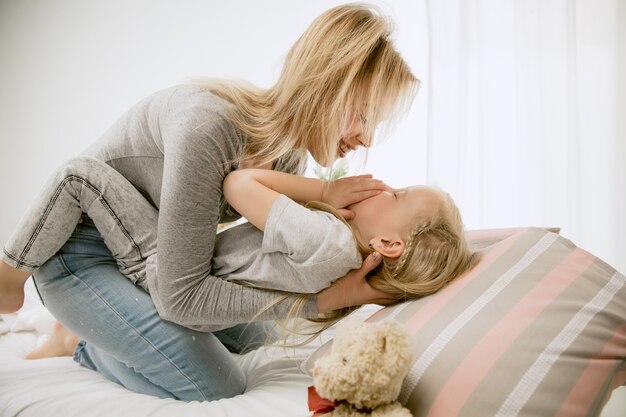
[378,327,394,354]
[374,321,413,365]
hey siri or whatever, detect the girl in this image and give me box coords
[3,157,478,315]
[19,157,478,360]
[0,3,418,401]
[223,168,480,306]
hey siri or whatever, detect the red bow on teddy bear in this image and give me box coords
[308,385,339,416]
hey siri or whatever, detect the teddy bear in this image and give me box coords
[308,320,413,417]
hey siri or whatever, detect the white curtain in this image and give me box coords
[412,0,625,273]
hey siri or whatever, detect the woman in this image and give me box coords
[0,3,418,401]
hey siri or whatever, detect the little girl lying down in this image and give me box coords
[1,156,479,341]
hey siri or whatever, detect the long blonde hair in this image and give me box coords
[192,3,418,171]
[365,191,481,297]
[272,190,481,345]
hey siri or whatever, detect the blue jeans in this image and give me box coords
[33,218,276,401]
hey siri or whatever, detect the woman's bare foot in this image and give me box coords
[26,321,80,360]
[0,260,31,313]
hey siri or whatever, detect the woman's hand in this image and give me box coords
[321,174,387,216]
[316,252,397,313]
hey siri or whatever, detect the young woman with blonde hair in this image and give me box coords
[0,3,418,401]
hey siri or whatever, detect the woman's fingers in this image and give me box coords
[361,251,382,272]
[316,252,381,313]
[358,252,400,306]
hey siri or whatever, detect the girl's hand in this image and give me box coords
[316,252,397,313]
[321,174,387,213]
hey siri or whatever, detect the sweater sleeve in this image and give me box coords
[145,99,317,330]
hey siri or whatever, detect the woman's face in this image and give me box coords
[308,89,371,167]
[307,111,369,167]
[337,111,369,159]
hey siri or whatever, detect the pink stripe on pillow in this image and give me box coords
[426,248,595,417]
[496,271,625,417]
[466,228,527,241]
[555,325,626,417]
[401,231,522,334]
[401,232,560,405]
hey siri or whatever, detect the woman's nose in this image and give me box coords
[351,133,370,149]
[358,135,371,148]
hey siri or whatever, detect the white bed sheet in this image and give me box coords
[0,280,380,417]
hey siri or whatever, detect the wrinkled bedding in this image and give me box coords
[0,280,378,417]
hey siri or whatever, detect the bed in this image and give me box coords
[0,276,345,417]
[1,227,624,417]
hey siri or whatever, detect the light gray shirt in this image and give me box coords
[84,84,318,330]
[213,195,362,294]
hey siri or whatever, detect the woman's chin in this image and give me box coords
[310,152,330,168]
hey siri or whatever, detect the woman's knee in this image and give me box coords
[38,257,246,401]
[55,156,107,179]
[185,367,246,401]
[75,341,246,401]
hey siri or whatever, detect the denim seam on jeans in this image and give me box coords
[13,175,144,269]
[54,252,212,401]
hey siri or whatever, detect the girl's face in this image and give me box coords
[348,186,441,257]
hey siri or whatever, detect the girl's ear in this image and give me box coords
[369,237,404,259]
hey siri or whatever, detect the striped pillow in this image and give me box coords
[303,227,626,417]
[466,226,561,249]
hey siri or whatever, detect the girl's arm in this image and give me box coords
[223,169,324,231]
[223,169,386,231]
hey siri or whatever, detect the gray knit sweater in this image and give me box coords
[84,84,318,331]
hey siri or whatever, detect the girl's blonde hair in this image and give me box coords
[365,190,481,298]
[193,3,418,171]
[272,190,481,346]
